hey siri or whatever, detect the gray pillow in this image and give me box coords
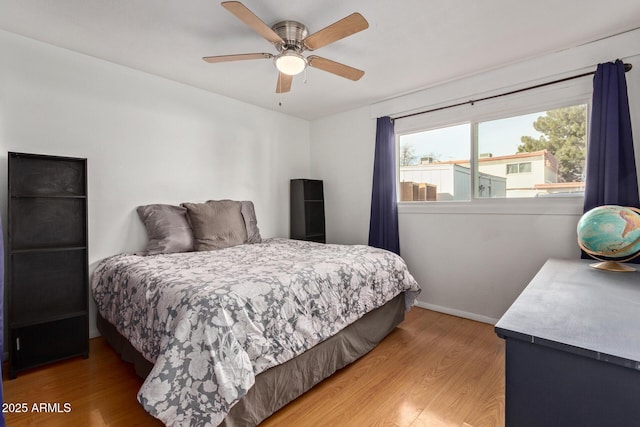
[240,201,262,244]
[182,200,248,251]
[137,204,194,255]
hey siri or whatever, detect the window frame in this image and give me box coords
[394,78,592,215]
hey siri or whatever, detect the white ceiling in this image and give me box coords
[2,0,640,120]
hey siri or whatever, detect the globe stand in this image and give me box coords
[589,261,637,272]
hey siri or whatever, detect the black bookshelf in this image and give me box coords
[7,152,89,378]
[290,179,326,243]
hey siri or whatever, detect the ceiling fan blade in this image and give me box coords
[276,72,293,93]
[303,12,369,51]
[307,56,365,81]
[203,53,273,63]
[221,1,284,45]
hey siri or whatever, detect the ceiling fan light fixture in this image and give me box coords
[275,51,307,76]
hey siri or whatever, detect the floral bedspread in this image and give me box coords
[91,238,420,426]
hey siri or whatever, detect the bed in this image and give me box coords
[91,201,420,426]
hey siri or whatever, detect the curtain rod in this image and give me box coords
[393,63,632,121]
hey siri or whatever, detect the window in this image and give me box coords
[399,123,470,201]
[398,104,588,201]
[506,162,532,174]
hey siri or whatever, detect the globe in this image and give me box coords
[577,205,640,272]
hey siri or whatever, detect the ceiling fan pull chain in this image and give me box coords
[304,67,308,84]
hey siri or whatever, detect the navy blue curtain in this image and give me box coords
[584,59,639,211]
[368,116,400,255]
[583,60,640,263]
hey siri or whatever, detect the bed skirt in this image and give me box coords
[96,293,406,426]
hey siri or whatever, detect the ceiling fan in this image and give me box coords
[203,1,369,93]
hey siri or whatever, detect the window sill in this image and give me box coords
[397,196,585,216]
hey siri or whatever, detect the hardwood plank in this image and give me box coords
[3,308,505,426]
[3,338,163,427]
[263,309,505,427]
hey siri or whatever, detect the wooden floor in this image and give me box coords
[3,308,505,426]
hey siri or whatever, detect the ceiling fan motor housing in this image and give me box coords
[272,20,308,53]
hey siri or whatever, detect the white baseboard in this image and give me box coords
[413,301,499,325]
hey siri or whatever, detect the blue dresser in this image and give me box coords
[495,258,640,426]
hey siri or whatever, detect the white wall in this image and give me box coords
[311,29,640,324]
[0,30,311,337]
[310,106,375,245]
